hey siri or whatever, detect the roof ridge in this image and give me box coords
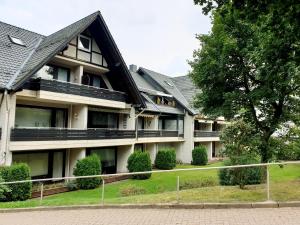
[45,11,100,39]
[0,20,45,37]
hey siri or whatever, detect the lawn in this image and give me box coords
[0,162,299,208]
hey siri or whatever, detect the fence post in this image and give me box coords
[40,182,44,204]
[176,176,180,203]
[101,179,105,205]
[266,165,270,201]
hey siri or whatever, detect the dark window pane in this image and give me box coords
[79,36,90,51]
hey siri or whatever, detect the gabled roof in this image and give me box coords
[138,67,196,115]
[0,11,145,107]
[171,75,200,109]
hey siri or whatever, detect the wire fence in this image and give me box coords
[1,160,300,205]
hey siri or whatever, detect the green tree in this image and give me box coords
[190,1,300,162]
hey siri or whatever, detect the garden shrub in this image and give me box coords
[0,176,10,201]
[180,176,217,190]
[127,150,152,179]
[120,185,146,197]
[192,146,208,165]
[155,148,176,170]
[73,154,101,189]
[219,157,263,189]
[0,163,32,201]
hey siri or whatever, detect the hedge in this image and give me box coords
[219,158,263,188]
[127,150,152,179]
[73,154,101,189]
[192,146,208,165]
[155,148,176,170]
[0,163,32,201]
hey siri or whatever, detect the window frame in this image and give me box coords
[78,34,91,52]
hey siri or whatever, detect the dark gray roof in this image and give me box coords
[171,75,200,108]
[139,67,196,115]
[11,11,100,89]
[0,21,44,89]
[130,71,158,92]
[0,12,145,107]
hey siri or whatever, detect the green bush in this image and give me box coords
[219,158,263,189]
[73,154,101,189]
[192,146,208,165]
[0,163,32,201]
[0,176,10,201]
[127,150,152,179]
[155,149,176,170]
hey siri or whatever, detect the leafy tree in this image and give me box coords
[190,1,300,162]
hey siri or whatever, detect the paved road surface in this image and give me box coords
[0,207,299,225]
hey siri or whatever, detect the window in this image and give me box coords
[8,35,25,46]
[82,73,107,89]
[38,65,70,82]
[88,148,116,174]
[158,116,179,131]
[137,117,144,130]
[78,35,91,52]
[15,105,67,128]
[88,111,118,129]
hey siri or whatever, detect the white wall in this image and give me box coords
[117,145,134,172]
[178,113,194,163]
[68,148,86,176]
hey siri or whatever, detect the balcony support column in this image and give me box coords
[68,148,86,176]
[179,113,194,163]
[116,145,134,173]
[0,92,16,166]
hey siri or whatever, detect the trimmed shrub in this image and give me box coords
[0,176,10,201]
[192,146,208,165]
[127,150,152,179]
[0,163,32,201]
[155,149,176,170]
[219,157,263,189]
[73,154,101,189]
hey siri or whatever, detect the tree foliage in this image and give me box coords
[190,0,300,162]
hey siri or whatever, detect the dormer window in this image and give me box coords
[78,35,91,52]
[8,35,25,46]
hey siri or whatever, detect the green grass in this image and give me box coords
[0,162,299,208]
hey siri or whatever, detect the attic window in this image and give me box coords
[164,80,174,87]
[78,35,91,52]
[8,35,25,46]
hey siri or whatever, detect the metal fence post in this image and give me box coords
[266,165,270,201]
[101,179,105,205]
[40,182,44,204]
[176,176,180,203]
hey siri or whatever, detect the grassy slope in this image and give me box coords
[0,162,299,208]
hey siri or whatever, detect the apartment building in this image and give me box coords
[0,11,224,179]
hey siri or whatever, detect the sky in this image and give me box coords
[0,0,211,77]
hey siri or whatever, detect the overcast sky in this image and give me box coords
[0,0,211,77]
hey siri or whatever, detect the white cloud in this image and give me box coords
[0,0,211,76]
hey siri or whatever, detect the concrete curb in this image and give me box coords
[1,201,300,213]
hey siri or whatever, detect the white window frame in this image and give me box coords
[78,34,91,52]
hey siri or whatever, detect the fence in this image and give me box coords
[0,161,299,205]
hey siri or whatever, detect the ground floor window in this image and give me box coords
[12,150,66,179]
[134,144,144,151]
[87,147,116,174]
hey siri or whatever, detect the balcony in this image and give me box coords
[10,128,135,142]
[137,130,183,138]
[194,130,220,138]
[24,78,127,102]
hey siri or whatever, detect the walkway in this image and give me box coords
[0,207,299,225]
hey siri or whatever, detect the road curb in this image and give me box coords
[0,201,299,213]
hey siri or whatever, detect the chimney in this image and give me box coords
[129,64,137,72]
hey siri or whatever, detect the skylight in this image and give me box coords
[8,35,25,46]
[164,80,174,87]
